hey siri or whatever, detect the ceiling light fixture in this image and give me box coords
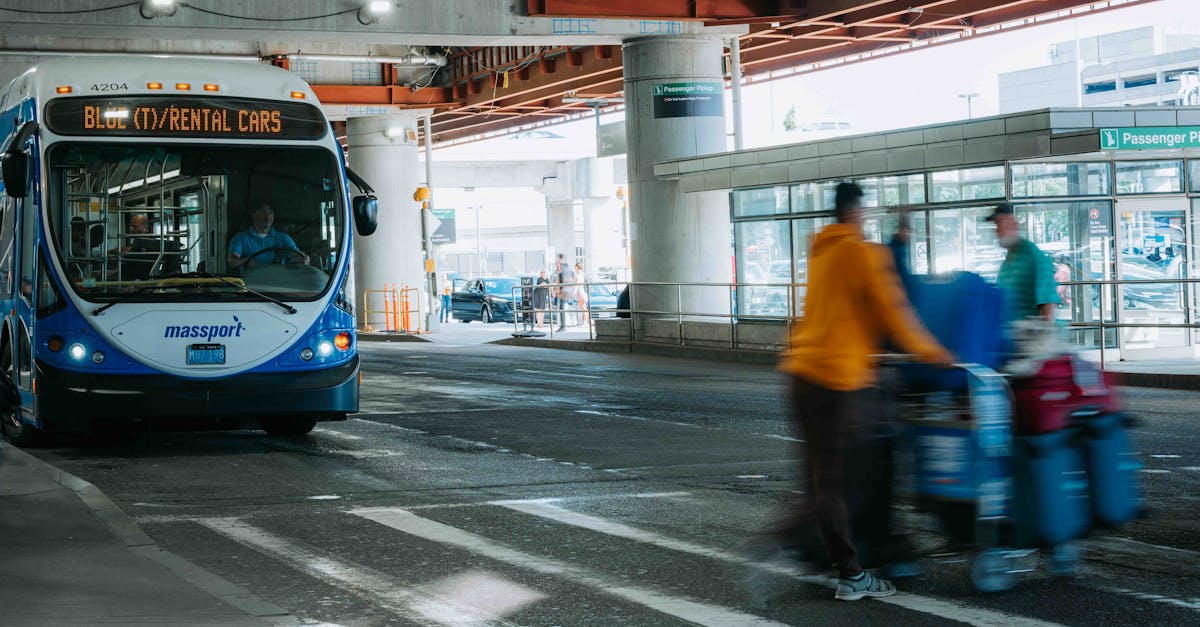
[357,0,391,25]
[140,0,178,18]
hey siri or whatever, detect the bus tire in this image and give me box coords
[259,415,317,437]
[0,333,41,447]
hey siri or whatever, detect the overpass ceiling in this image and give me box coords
[0,0,1159,146]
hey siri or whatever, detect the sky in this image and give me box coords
[435,0,1192,161]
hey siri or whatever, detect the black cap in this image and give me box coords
[985,203,1013,222]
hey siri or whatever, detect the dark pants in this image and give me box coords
[780,376,862,578]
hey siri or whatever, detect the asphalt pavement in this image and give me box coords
[15,340,1200,626]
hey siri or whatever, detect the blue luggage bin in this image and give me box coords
[901,273,1007,391]
[1011,429,1091,547]
[1083,412,1142,526]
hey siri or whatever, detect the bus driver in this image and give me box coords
[227,203,309,270]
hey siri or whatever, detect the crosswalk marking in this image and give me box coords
[496,501,1066,627]
[195,517,528,627]
[349,507,790,627]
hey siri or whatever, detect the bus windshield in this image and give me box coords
[47,143,344,302]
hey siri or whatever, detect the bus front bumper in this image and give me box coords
[33,356,360,432]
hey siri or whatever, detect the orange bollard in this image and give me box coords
[391,286,400,333]
[400,284,411,333]
[382,283,393,331]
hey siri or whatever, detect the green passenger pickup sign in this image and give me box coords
[1100,126,1200,150]
[652,82,724,119]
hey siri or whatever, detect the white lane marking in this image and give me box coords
[1182,467,1200,472]
[350,508,789,627]
[416,570,546,625]
[499,501,1064,627]
[1150,454,1182,459]
[515,368,601,379]
[194,517,525,626]
[1099,586,1200,611]
[312,428,364,441]
[1142,469,1173,474]
[308,495,343,501]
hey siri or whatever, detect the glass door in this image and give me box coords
[1115,198,1191,359]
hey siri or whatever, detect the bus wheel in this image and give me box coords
[0,341,40,447]
[259,415,317,437]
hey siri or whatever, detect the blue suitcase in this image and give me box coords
[901,272,1007,390]
[1082,412,1142,526]
[1011,429,1091,547]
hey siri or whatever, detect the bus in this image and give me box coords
[0,57,379,444]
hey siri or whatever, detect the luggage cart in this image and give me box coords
[901,363,1081,592]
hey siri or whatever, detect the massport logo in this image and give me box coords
[163,316,246,341]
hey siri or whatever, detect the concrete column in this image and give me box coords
[346,113,427,330]
[623,35,732,319]
[581,196,608,280]
[546,200,578,268]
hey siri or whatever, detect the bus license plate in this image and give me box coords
[187,344,226,365]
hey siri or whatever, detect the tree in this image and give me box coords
[782,105,797,132]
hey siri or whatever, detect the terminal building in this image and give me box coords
[655,106,1200,360]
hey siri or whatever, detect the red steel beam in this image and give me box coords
[310,85,457,108]
[527,0,795,20]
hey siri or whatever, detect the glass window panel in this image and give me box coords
[929,206,1001,277]
[732,186,788,218]
[858,174,926,207]
[735,219,791,317]
[792,216,833,316]
[790,183,818,214]
[1189,160,1200,192]
[930,166,1005,203]
[1011,162,1111,197]
[1115,160,1183,194]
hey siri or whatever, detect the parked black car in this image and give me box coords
[451,276,522,323]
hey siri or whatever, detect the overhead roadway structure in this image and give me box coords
[0,0,1160,145]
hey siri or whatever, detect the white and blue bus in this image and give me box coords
[0,57,379,443]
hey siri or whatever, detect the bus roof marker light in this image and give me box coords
[147,82,163,90]
[357,0,391,24]
[140,0,178,18]
[290,91,306,99]
[56,86,72,94]
[176,82,191,91]
[203,83,219,92]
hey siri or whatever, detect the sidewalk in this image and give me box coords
[0,444,294,626]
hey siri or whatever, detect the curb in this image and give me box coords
[1108,371,1200,391]
[4,446,296,624]
[358,332,432,343]
[491,337,778,365]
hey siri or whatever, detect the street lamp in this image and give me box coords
[958,92,981,120]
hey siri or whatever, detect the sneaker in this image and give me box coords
[835,571,896,601]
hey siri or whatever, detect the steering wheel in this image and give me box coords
[242,246,308,267]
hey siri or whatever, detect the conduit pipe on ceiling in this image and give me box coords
[287,52,448,67]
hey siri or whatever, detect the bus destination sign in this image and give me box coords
[45,96,327,140]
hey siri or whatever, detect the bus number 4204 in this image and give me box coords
[90,83,128,92]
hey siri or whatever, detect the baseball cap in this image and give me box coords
[985,203,1014,222]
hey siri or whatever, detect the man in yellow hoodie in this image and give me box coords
[778,182,953,601]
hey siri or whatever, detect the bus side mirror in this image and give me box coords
[353,195,378,236]
[1,151,28,199]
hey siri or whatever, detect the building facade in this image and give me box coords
[1000,27,1200,112]
[656,106,1200,361]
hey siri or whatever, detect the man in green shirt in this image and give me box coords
[988,204,1059,322]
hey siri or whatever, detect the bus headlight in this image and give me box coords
[318,341,334,357]
[300,347,315,361]
[69,344,86,360]
[91,351,106,364]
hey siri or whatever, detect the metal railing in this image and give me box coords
[361,284,424,334]
[511,280,802,347]
[510,276,1200,367]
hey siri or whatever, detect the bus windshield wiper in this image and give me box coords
[191,271,298,315]
[91,272,297,316]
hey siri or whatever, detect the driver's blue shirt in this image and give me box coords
[229,227,299,265]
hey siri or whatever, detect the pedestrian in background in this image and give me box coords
[440,276,453,324]
[534,269,550,327]
[574,262,590,326]
[776,182,954,601]
[988,204,1058,323]
[556,255,576,331]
